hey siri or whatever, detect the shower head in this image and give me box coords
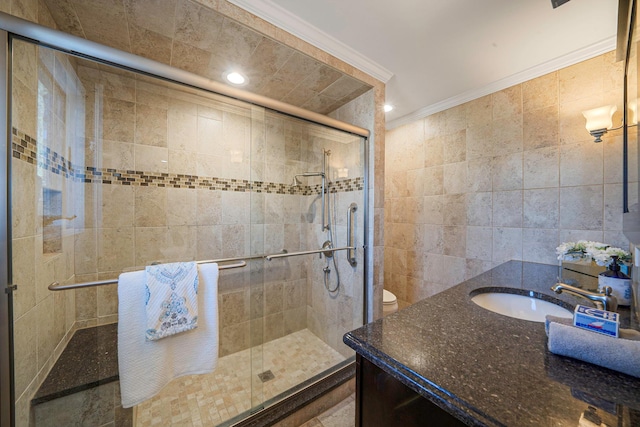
[291,176,303,187]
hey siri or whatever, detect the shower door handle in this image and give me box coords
[347,203,357,267]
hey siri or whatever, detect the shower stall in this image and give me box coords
[0,13,371,427]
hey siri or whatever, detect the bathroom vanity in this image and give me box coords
[344,261,640,426]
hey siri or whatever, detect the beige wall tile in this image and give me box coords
[523,146,559,189]
[523,106,558,151]
[521,228,559,264]
[603,135,625,184]
[102,98,135,143]
[523,188,559,229]
[385,53,628,305]
[124,0,176,37]
[97,227,134,272]
[493,86,522,121]
[558,56,604,104]
[466,122,494,160]
[36,294,56,370]
[492,153,523,191]
[100,185,134,228]
[604,183,623,231]
[12,236,36,319]
[443,226,465,258]
[135,104,168,147]
[74,229,97,274]
[492,227,523,263]
[134,144,168,173]
[493,191,522,227]
[13,307,37,397]
[523,72,558,112]
[11,0,37,21]
[559,185,603,230]
[560,140,603,186]
[167,187,197,226]
[134,186,167,227]
[174,0,223,50]
[443,162,467,195]
[466,192,492,226]
[466,158,493,192]
[442,194,466,226]
[443,130,466,164]
[466,226,492,261]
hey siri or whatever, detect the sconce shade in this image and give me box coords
[630,99,638,125]
[582,105,617,142]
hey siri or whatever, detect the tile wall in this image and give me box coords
[385,51,638,307]
[11,45,366,425]
[11,38,83,426]
[68,60,365,357]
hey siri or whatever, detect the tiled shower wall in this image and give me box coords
[70,60,365,357]
[11,40,83,425]
[10,42,366,426]
[385,51,638,307]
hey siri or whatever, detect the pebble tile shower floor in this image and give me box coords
[135,329,346,426]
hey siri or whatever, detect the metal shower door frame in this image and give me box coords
[0,28,14,427]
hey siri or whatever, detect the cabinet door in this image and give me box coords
[356,355,466,427]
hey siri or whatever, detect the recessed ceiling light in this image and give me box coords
[225,71,247,85]
[384,104,393,113]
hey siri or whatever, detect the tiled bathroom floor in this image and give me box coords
[134,329,346,426]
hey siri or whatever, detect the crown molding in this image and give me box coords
[387,35,617,130]
[227,0,393,83]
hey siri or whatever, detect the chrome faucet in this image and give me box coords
[551,282,618,312]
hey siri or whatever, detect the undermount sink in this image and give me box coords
[471,291,573,323]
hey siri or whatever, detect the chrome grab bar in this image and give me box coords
[347,203,357,267]
[265,246,354,261]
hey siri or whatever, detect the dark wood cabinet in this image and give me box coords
[355,354,466,427]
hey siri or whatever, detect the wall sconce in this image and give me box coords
[582,105,617,142]
[582,102,639,142]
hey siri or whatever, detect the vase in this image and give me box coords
[597,256,632,307]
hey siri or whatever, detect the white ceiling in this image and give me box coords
[228,0,619,128]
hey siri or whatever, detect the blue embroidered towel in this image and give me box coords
[145,261,199,341]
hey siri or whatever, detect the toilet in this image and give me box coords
[382,289,398,316]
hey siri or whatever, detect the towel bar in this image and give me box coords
[46,250,291,291]
[47,260,247,291]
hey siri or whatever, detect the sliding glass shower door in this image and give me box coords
[9,36,269,426]
[7,34,366,427]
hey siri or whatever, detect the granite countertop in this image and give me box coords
[344,261,640,427]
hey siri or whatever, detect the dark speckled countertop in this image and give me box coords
[32,323,118,405]
[344,261,640,427]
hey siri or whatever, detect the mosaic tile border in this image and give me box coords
[11,127,364,194]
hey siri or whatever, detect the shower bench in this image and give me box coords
[30,323,132,426]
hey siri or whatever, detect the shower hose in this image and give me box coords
[323,187,340,293]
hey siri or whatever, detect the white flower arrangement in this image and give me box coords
[555,240,631,267]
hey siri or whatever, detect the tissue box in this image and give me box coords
[573,305,619,338]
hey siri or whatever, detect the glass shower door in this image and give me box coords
[9,37,266,427]
[249,112,366,407]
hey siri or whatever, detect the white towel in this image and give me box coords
[118,263,219,408]
[145,261,199,341]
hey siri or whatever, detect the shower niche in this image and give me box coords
[9,35,370,427]
[42,188,62,254]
